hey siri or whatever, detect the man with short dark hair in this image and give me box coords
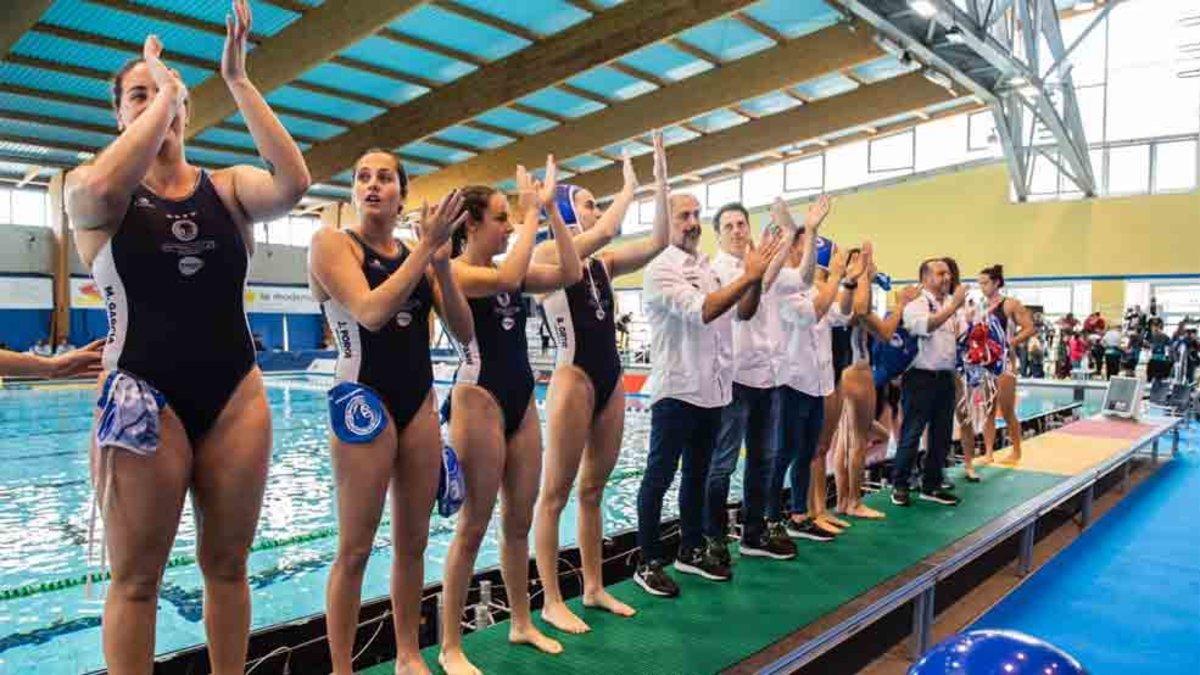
[634,193,783,598]
[890,258,966,507]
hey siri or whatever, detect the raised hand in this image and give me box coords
[897,284,921,306]
[221,0,252,83]
[804,194,831,231]
[537,154,557,207]
[516,164,539,218]
[769,197,798,234]
[620,150,639,197]
[419,189,466,250]
[951,282,968,307]
[651,129,668,190]
[142,35,186,109]
[744,233,786,281]
[829,246,850,278]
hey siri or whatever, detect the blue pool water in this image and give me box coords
[0,376,1093,674]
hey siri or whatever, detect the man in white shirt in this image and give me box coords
[767,209,852,544]
[634,193,781,599]
[705,202,797,565]
[891,258,967,507]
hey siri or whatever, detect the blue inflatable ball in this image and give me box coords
[909,629,1087,675]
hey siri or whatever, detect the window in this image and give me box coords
[868,130,914,173]
[741,163,783,208]
[1107,144,1150,194]
[0,187,11,224]
[783,155,823,192]
[11,189,47,227]
[1153,140,1198,193]
[967,111,997,151]
[915,114,969,171]
[705,177,740,209]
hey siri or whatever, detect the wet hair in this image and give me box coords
[111,57,145,110]
[980,264,1005,287]
[354,148,409,200]
[943,257,961,290]
[451,185,497,257]
[712,202,749,234]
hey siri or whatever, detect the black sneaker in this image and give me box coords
[741,528,796,560]
[674,545,732,581]
[919,489,960,506]
[964,473,981,483]
[891,488,911,507]
[940,481,956,491]
[785,518,835,542]
[706,536,732,568]
[633,561,680,598]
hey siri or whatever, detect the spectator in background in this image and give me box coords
[1146,318,1172,382]
[1068,331,1088,372]
[1026,335,1046,379]
[1082,311,1105,336]
[616,312,631,353]
[538,317,551,356]
[1122,331,1143,376]
[1058,312,1079,334]
[252,332,266,352]
[1101,326,1123,379]
[29,338,53,357]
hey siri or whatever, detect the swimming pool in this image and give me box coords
[0,375,1093,674]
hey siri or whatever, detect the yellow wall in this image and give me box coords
[324,162,1199,317]
[613,163,1200,304]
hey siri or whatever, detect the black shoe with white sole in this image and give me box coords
[891,488,911,506]
[785,518,835,542]
[633,561,680,598]
[674,545,732,581]
[741,528,797,560]
[919,489,960,506]
[706,536,732,568]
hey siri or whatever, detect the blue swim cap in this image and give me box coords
[554,183,580,225]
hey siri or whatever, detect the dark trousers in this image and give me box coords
[1104,352,1121,380]
[704,383,779,543]
[891,369,956,493]
[767,387,825,521]
[638,398,723,565]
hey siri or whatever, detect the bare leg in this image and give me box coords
[954,377,981,478]
[326,410,396,675]
[841,367,883,519]
[191,370,271,675]
[579,383,633,617]
[533,367,594,634]
[809,391,847,531]
[502,401,562,655]
[389,394,441,675]
[996,373,1022,464]
[439,386,505,675]
[96,400,191,675]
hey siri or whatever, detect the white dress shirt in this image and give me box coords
[904,289,959,371]
[712,250,786,390]
[775,268,840,397]
[641,245,734,408]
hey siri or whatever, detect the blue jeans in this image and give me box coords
[891,369,956,493]
[767,387,825,521]
[704,383,779,542]
[637,398,723,565]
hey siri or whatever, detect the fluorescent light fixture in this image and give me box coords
[872,34,904,57]
[1073,1,1095,10]
[945,26,966,44]
[1018,84,1040,98]
[1008,75,1028,87]
[910,0,938,19]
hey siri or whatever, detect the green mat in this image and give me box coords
[362,466,1065,674]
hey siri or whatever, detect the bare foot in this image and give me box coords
[977,453,995,465]
[541,601,590,634]
[998,452,1021,466]
[583,588,636,617]
[812,517,843,536]
[820,514,851,529]
[845,503,886,519]
[438,649,481,675]
[394,653,432,675]
[510,624,563,655]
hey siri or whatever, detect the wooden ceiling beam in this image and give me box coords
[185,0,427,137]
[403,24,880,204]
[303,0,759,182]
